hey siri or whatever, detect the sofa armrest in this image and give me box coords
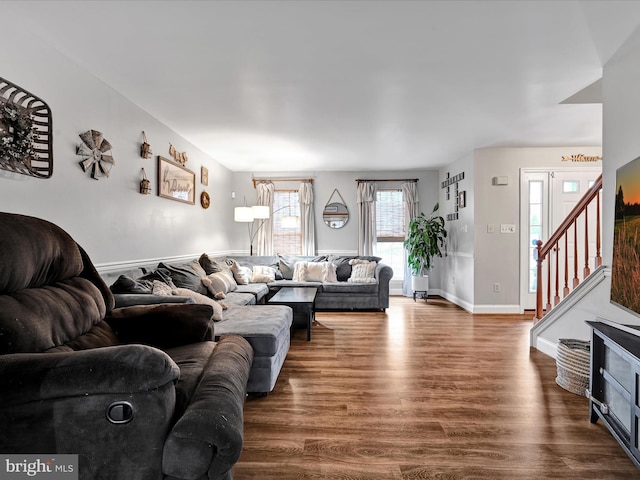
[163,335,254,479]
[113,293,195,308]
[0,345,179,407]
[376,263,393,308]
[106,303,214,349]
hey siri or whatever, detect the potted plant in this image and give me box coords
[404,203,447,294]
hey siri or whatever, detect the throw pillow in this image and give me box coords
[198,253,225,275]
[278,254,299,280]
[279,254,327,279]
[251,265,276,283]
[109,275,153,294]
[172,287,223,321]
[347,259,377,283]
[293,261,337,282]
[189,260,207,279]
[228,260,252,285]
[202,270,238,295]
[158,262,208,295]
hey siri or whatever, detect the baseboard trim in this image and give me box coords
[472,304,523,314]
[535,336,558,359]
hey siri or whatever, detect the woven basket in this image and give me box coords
[555,338,591,396]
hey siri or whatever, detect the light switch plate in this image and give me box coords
[500,224,516,233]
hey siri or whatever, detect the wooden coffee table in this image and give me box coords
[268,287,317,341]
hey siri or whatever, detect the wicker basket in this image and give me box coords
[555,338,591,396]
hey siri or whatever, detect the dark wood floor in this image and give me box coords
[234,296,638,479]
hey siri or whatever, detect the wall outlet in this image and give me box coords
[493,283,501,292]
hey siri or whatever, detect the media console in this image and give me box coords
[587,319,640,469]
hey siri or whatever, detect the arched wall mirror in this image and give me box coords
[323,189,349,229]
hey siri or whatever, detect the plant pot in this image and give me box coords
[411,275,429,292]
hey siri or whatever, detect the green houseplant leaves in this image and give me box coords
[404,203,447,275]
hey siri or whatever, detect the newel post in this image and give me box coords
[534,240,543,321]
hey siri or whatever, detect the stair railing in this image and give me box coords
[534,174,602,322]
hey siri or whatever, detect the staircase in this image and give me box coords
[533,174,603,323]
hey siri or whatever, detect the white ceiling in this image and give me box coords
[6,1,640,172]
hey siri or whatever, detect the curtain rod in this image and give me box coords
[252,178,314,188]
[355,178,418,183]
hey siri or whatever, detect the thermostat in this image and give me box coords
[492,176,509,186]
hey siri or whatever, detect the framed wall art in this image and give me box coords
[157,155,195,205]
[201,165,209,186]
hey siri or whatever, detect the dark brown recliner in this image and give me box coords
[0,212,253,480]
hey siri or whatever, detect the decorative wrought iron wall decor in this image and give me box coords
[0,77,53,178]
[76,129,114,180]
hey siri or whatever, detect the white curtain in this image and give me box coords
[299,182,315,255]
[255,182,274,255]
[357,181,377,256]
[402,181,419,296]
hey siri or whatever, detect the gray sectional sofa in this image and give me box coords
[213,254,393,313]
[99,264,292,395]
[98,253,392,394]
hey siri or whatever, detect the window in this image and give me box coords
[528,180,543,293]
[273,190,301,255]
[375,189,405,280]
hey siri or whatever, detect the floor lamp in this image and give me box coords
[234,204,298,255]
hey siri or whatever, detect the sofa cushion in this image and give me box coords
[215,305,293,356]
[222,292,257,306]
[109,275,153,294]
[235,283,269,302]
[164,341,217,418]
[158,262,208,296]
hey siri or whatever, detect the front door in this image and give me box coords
[520,168,601,311]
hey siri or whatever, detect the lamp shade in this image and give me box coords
[234,206,254,222]
[252,205,270,219]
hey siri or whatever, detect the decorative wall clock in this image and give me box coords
[76,129,114,180]
[0,77,53,178]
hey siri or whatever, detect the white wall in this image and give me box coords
[439,153,475,310]
[1,22,234,266]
